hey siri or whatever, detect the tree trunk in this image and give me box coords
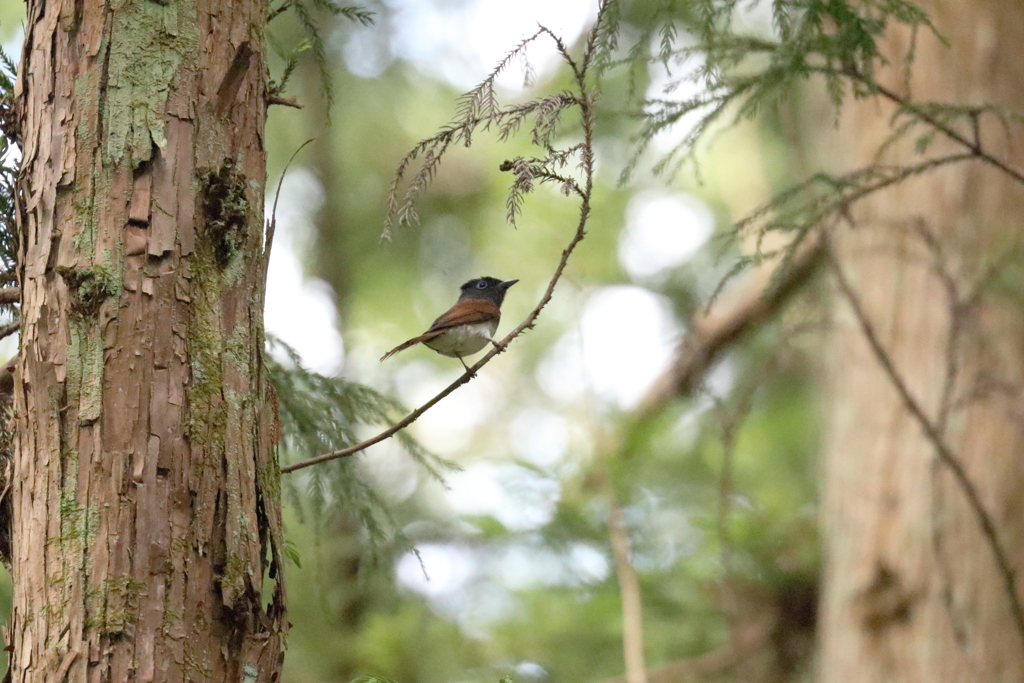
[13,1,286,681]
[819,2,1024,681]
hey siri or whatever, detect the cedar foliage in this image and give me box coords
[0,46,19,283]
[268,336,451,551]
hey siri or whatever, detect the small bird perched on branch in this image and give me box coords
[381,276,519,372]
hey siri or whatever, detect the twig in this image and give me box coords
[847,70,1024,187]
[908,220,962,433]
[266,94,303,109]
[827,243,1024,644]
[0,287,18,305]
[0,321,19,341]
[261,139,315,296]
[280,369,473,473]
[282,16,601,475]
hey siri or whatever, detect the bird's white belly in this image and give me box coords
[424,321,498,358]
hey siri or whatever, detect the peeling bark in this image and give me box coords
[13,1,286,681]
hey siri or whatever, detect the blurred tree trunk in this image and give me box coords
[13,1,286,681]
[819,2,1024,681]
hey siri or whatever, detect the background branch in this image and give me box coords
[0,321,19,341]
[607,498,648,683]
[638,233,824,418]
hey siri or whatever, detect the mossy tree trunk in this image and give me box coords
[12,1,286,681]
[818,2,1024,680]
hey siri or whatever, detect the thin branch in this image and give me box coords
[908,219,962,433]
[262,138,315,296]
[608,500,648,683]
[279,368,473,472]
[827,243,1024,644]
[266,94,303,109]
[282,16,602,474]
[847,70,1024,187]
[0,287,18,305]
[0,321,19,341]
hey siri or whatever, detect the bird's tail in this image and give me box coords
[379,334,430,362]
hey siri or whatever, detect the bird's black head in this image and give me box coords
[458,276,518,306]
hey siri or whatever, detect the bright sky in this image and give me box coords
[386,0,599,89]
[264,170,344,374]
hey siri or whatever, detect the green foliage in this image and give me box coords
[268,0,375,105]
[624,0,940,181]
[383,1,622,237]
[622,0,1023,309]
[350,675,400,683]
[0,44,18,283]
[267,336,452,550]
[283,538,303,568]
[268,38,312,99]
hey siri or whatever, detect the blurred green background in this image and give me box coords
[0,2,823,682]
[263,2,821,682]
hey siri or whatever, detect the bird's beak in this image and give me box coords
[500,279,519,289]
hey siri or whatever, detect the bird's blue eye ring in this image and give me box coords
[476,280,488,289]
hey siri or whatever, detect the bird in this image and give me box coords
[380,276,519,372]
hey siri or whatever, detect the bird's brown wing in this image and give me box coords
[426,299,500,331]
[380,299,500,362]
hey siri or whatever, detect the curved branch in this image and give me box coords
[281,23,600,475]
[261,138,315,298]
[282,168,592,474]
